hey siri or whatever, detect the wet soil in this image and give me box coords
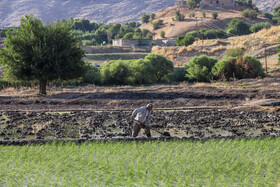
[1,77,280,142]
[0,109,280,141]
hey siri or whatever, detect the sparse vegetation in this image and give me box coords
[150,13,156,21]
[273,6,280,25]
[152,19,164,30]
[250,22,271,33]
[211,12,218,19]
[263,12,273,20]
[201,11,206,18]
[141,14,150,24]
[187,0,201,9]
[189,12,195,18]
[160,31,166,38]
[175,10,184,21]
[242,9,258,19]
[225,48,245,57]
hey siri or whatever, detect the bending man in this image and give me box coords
[131,103,153,137]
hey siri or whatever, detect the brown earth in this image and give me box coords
[1,75,280,142]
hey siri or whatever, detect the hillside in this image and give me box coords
[140,5,272,39]
[152,26,280,66]
[0,0,177,27]
[0,0,279,27]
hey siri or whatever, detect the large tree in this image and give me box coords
[0,15,86,95]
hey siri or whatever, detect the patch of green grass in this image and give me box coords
[0,138,279,186]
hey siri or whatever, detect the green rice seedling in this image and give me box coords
[0,138,280,186]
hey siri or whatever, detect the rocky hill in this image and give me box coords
[0,0,177,27]
[0,0,279,27]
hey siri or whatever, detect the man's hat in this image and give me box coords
[146,103,153,108]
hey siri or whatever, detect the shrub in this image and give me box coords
[101,61,131,85]
[250,22,271,33]
[129,59,157,84]
[175,10,184,21]
[212,12,218,19]
[201,11,206,18]
[170,67,188,82]
[211,56,237,80]
[225,48,245,57]
[189,12,195,18]
[141,14,150,23]
[144,53,174,82]
[185,55,218,82]
[152,20,164,30]
[203,30,218,39]
[278,40,280,64]
[242,9,258,19]
[212,55,265,80]
[123,32,134,39]
[175,34,195,46]
[150,13,156,21]
[160,31,166,38]
[263,12,273,20]
[225,18,251,36]
[83,65,102,85]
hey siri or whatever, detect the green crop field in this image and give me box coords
[1,138,280,186]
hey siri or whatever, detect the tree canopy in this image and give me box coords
[0,15,87,94]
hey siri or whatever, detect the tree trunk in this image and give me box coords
[39,80,47,95]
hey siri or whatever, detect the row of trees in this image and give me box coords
[69,18,152,46]
[176,18,272,46]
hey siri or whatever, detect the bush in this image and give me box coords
[185,55,218,82]
[160,31,166,38]
[175,34,195,46]
[129,59,157,84]
[169,68,188,82]
[141,14,150,23]
[83,65,102,85]
[101,61,131,85]
[242,9,258,19]
[144,53,174,82]
[263,12,273,20]
[150,13,156,21]
[189,12,195,18]
[250,22,271,33]
[225,18,251,36]
[225,48,245,57]
[203,30,218,39]
[123,32,134,39]
[152,20,164,30]
[175,10,184,21]
[201,11,206,18]
[212,55,265,80]
[212,12,218,19]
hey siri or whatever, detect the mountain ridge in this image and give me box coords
[0,0,279,27]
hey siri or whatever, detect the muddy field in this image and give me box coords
[1,77,280,142]
[0,109,280,141]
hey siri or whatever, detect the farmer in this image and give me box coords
[131,103,153,137]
